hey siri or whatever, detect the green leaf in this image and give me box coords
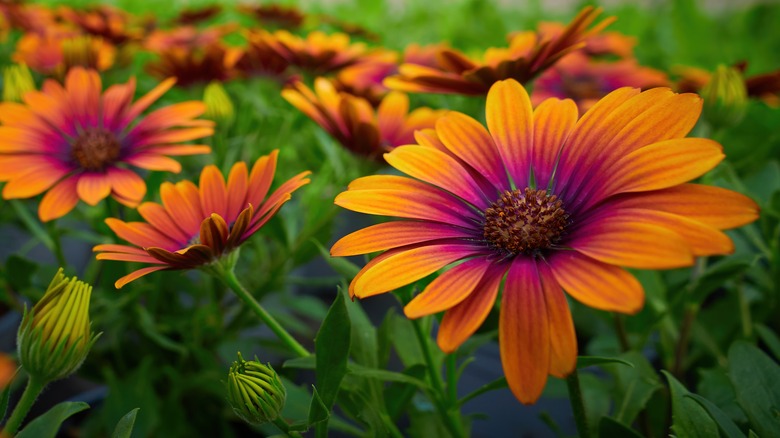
[755,324,780,361]
[688,256,758,302]
[0,381,12,423]
[577,356,635,369]
[728,341,780,438]
[283,355,316,370]
[383,364,427,420]
[111,408,140,438]
[607,352,663,425]
[314,289,351,411]
[307,386,329,425]
[685,393,746,438]
[598,416,643,438]
[458,377,508,406]
[16,401,90,438]
[347,363,429,389]
[662,371,719,438]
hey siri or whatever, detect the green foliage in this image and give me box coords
[16,402,90,438]
[111,408,140,438]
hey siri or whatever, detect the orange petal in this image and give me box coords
[105,218,180,249]
[352,243,482,298]
[115,266,169,289]
[531,98,578,189]
[377,91,409,139]
[383,145,489,208]
[76,173,112,206]
[486,79,533,187]
[548,251,644,314]
[331,221,472,257]
[594,138,724,202]
[569,213,695,269]
[436,112,508,191]
[199,165,228,218]
[160,180,205,235]
[537,261,577,378]
[38,177,79,222]
[437,262,507,352]
[108,167,146,207]
[137,202,190,244]
[248,151,279,206]
[608,184,759,230]
[500,258,550,405]
[2,164,68,199]
[404,257,492,318]
[225,162,249,222]
[124,154,182,173]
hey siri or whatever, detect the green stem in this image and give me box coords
[219,268,310,358]
[446,354,458,405]
[3,375,46,436]
[565,369,591,438]
[46,221,66,268]
[271,417,303,438]
[410,318,465,438]
[613,314,631,352]
[737,278,752,338]
[672,304,699,378]
[379,413,405,438]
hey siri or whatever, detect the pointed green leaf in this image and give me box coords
[0,381,12,423]
[607,352,663,425]
[307,386,329,425]
[662,371,719,438]
[577,356,635,369]
[347,363,429,389]
[598,416,643,438]
[755,324,780,361]
[685,393,746,438]
[384,364,427,419]
[728,341,780,438]
[16,401,90,438]
[314,289,351,411]
[312,240,361,279]
[283,355,316,370]
[111,408,140,438]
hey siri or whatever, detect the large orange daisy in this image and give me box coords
[330,79,758,404]
[94,151,311,288]
[0,67,213,221]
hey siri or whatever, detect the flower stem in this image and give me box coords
[613,314,631,352]
[565,369,590,438]
[272,417,303,438]
[410,317,465,438]
[219,268,310,358]
[3,375,46,436]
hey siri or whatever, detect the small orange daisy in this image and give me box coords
[331,79,758,404]
[58,5,143,46]
[94,151,311,288]
[146,42,240,87]
[13,31,116,76]
[282,78,444,160]
[385,7,612,96]
[265,30,371,74]
[0,67,214,221]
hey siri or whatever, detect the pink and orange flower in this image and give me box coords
[531,52,669,112]
[385,7,612,96]
[94,151,311,288]
[282,78,444,160]
[231,29,291,80]
[58,5,143,46]
[0,67,213,221]
[13,32,116,77]
[265,30,371,74]
[330,79,758,403]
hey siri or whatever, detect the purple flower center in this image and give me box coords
[482,188,570,255]
[71,128,121,171]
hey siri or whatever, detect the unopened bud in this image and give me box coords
[701,65,747,128]
[227,352,286,425]
[203,81,235,127]
[17,268,97,383]
[3,64,35,103]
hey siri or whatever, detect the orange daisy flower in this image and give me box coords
[0,67,213,221]
[531,52,669,113]
[146,42,240,87]
[13,32,116,76]
[144,24,236,52]
[331,79,758,404]
[536,22,636,58]
[265,30,371,74]
[282,78,444,160]
[94,151,311,288]
[334,50,400,105]
[172,5,222,25]
[58,5,143,46]
[385,7,612,96]
[231,29,291,80]
[236,3,305,29]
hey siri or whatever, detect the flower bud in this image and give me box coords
[3,64,35,103]
[17,268,97,383]
[701,64,747,128]
[227,352,286,425]
[203,81,235,127]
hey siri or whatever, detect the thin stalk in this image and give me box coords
[737,278,752,338]
[3,375,45,435]
[45,221,66,268]
[410,318,465,438]
[446,354,458,405]
[672,304,698,378]
[379,413,405,438]
[272,417,304,438]
[613,314,631,352]
[220,269,310,358]
[565,369,591,438]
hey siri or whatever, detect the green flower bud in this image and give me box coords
[17,268,97,383]
[3,63,35,103]
[227,352,286,425]
[701,65,748,128]
[203,81,235,127]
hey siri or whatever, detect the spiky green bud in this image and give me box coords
[701,64,748,128]
[227,352,286,425]
[203,81,235,127]
[17,268,97,383]
[3,63,35,103]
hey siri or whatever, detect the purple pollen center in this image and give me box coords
[71,128,121,171]
[483,187,570,255]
